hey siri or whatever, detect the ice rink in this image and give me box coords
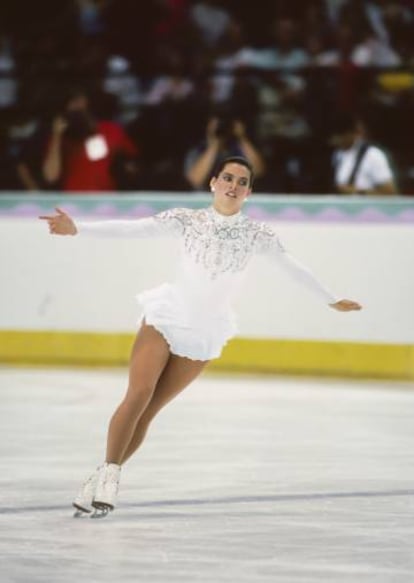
[0,366,413,583]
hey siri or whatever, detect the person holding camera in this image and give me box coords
[331,113,396,196]
[185,115,266,190]
[42,88,139,192]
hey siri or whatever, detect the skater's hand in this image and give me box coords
[39,207,77,235]
[330,299,362,312]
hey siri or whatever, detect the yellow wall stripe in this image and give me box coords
[0,330,413,379]
[215,337,414,379]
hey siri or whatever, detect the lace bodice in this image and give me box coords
[153,207,284,279]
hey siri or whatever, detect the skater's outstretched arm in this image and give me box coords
[273,250,362,312]
[257,229,362,312]
[39,207,188,238]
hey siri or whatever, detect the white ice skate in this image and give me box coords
[91,462,121,518]
[72,465,101,517]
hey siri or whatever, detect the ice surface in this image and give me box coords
[0,367,413,582]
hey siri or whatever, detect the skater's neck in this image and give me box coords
[211,203,242,218]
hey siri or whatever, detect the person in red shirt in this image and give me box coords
[42,88,139,192]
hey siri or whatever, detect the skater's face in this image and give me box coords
[210,162,252,215]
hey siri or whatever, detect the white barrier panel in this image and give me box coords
[2,218,414,343]
[1,194,414,377]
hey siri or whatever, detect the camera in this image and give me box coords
[64,111,94,140]
[215,116,234,139]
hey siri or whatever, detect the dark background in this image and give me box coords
[1,0,414,193]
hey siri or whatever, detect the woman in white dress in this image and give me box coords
[40,156,361,517]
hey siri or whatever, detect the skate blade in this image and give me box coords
[90,507,110,519]
[73,509,90,518]
[72,503,92,518]
[92,499,114,511]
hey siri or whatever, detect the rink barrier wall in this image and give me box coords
[0,330,413,379]
[1,193,414,379]
[1,192,414,223]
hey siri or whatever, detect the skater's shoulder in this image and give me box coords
[245,217,284,252]
[155,207,195,222]
[244,214,277,236]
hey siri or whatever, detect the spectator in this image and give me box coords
[307,24,400,68]
[153,0,190,45]
[103,54,142,124]
[7,108,45,191]
[0,35,18,109]
[331,112,396,195]
[255,17,310,70]
[133,50,196,188]
[189,0,232,48]
[0,109,42,190]
[144,54,194,107]
[352,30,401,67]
[325,0,349,26]
[259,76,314,192]
[338,0,406,66]
[185,113,266,190]
[325,22,358,64]
[302,1,333,46]
[42,88,139,192]
[221,17,309,72]
[364,0,414,49]
[209,17,249,103]
[1,1,414,195]
[76,0,108,37]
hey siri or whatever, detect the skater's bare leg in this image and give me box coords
[121,354,208,464]
[105,322,170,464]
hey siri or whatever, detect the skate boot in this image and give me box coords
[72,465,101,517]
[91,462,121,518]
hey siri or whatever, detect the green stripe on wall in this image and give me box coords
[1,330,413,380]
[1,193,414,221]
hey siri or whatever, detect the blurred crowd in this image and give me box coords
[1,0,414,194]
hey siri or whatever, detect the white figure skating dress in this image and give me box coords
[78,206,337,360]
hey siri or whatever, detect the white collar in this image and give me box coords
[209,206,242,223]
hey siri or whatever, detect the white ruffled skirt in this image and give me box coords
[136,283,237,361]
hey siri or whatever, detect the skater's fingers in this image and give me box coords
[39,215,54,220]
[55,207,67,216]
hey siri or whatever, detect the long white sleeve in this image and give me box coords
[256,227,338,304]
[77,216,164,238]
[76,207,191,239]
[269,249,339,304]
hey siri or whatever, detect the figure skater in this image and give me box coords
[39,156,361,518]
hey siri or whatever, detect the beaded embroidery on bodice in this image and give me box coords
[154,207,284,279]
